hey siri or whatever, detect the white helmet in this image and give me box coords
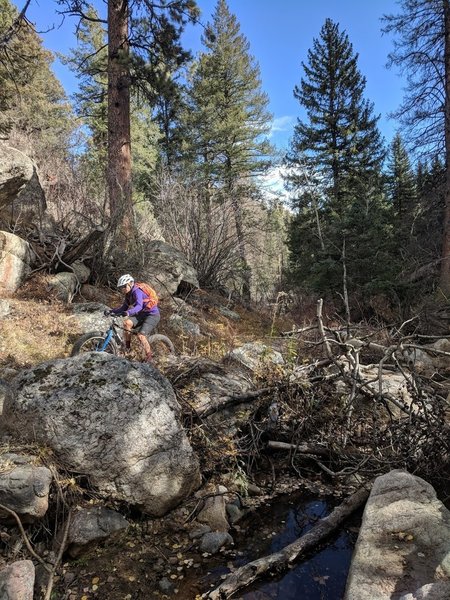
[117,274,134,288]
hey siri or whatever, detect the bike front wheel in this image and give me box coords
[71,332,119,357]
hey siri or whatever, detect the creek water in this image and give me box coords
[200,493,361,600]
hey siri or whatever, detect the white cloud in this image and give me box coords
[257,165,293,205]
[269,115,296,138]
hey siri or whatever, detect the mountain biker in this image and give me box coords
[104,274,160,363]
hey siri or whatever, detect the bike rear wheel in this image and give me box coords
[71,332,119,356]
[148,334,175,359]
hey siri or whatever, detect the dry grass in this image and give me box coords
[0,275,122,375]
[0,280,296,378]
[0,299,80,370]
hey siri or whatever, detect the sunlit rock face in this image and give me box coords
[344,470,450,600]
[3,352,201,516]
[0,231,32,293]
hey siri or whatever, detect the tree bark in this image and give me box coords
[231,195,251,303]
[107,0,134,245]
[204,485,370,599]
[440,0,450,295]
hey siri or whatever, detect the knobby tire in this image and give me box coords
[148,334,175,356]
[71,332,119,357]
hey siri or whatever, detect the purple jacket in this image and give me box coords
[111,284,160,317]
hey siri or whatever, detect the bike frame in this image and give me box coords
[99,315,166,352]
[98,318,124,352]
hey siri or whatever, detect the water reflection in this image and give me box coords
[207,495,359,600]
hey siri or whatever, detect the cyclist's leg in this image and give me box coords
[123,316,139,350]
[136,313,160,362]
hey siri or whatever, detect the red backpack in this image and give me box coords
[135,282,158,311]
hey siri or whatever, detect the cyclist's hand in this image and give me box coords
[117,310,128,317]
[103,309,112,316]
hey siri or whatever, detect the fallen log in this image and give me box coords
[195,387,272,418]
[203,484,371,600]
[267,440,329,457]
[61,226,105,265]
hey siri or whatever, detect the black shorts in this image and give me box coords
[128,312,160,336]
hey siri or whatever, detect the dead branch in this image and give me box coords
[44,510,72,600]
[194,387,273,419]
[0,503,51,573]
[267,440,329,457]
[280,324,318,337]
[204,484,371,599]
[316,298,333,359]
[0,0,31,48]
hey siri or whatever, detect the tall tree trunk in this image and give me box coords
[107,0,133,245]
[440,0,450,295]
[227,157,251,303]
[231,195,251,303]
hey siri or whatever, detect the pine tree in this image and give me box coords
[386,133,417,256]
[62,8,108,195]
[183,0,273,299]
[63,9,160,204]
[286,18,388,301]
[0,0,72,161]
[414,157,445,263]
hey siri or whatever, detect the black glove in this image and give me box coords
[103,309,112,316]
[116,310,128,317]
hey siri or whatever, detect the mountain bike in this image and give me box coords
[71,315,175,361]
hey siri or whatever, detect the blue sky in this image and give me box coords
[14,0,404,152]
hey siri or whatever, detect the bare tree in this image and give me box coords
[151,171,242,288]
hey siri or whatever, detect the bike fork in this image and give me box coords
[99,330,114,352]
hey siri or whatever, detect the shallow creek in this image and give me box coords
[178,492,361,599]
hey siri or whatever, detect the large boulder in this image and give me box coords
[403,338,450,376]
[0,145,34,207]
[0,144,46,229]
[3,353,201,516]
[47,261,91,303]
[344,470,450,600]
[47,272,78,303]
[224,342,285,373]
[0,231,33,293]
[141,240,199,299]
[168,357,252,420]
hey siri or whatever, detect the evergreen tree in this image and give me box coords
[0,0,72,161]
[383,0,450,294]
[285,19,389,301]
[63,9,160,204]
[62,8,108,195]
[414,157,445,263]
[183,0,273,299]
[288,19,384,214]
[131,105,160,204]
[386,133,417,252]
